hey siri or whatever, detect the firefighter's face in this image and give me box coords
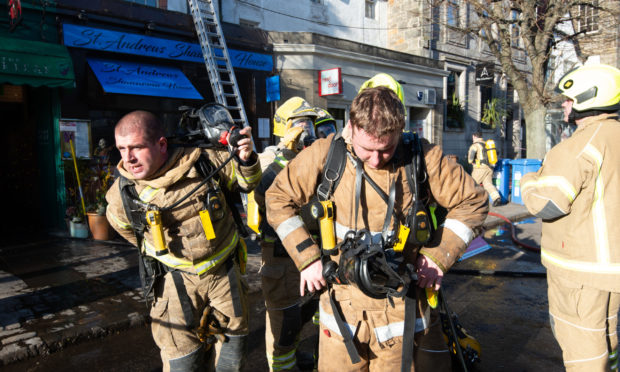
[115,128,167,180]
[351,125,399,169]
[562,98,574,123]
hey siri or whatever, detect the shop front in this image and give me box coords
[0,1,76,240]
[58,21,273,230]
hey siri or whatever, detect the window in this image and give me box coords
[125,0,158,7]
[365,1,376,19]
[479,86,493,130]
[446,0,460,28]
[239,19,259,28]
[446,70,465,129]
[510,10,521,47]
[577,0,599,33]
[123,0,189,12]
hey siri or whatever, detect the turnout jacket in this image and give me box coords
[522,113,620,291]
[106,147,261,277]
[467,139,490,169]
[265,131,488,275]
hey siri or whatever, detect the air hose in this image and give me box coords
[488,212,540,253]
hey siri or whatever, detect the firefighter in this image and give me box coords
[105,109,261,371]
[255,97,319,371]
[467,131,501,207]
[313,107,338,139]
[522,64,620,371]
[266,87,488,371]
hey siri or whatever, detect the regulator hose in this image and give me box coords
[488,212,540,253]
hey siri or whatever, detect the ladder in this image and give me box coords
[187,0,248,128]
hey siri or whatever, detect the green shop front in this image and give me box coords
[0,1,75,242]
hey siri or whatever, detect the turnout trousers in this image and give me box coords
[150,256,249,372]
[548,272,620,372]
[471,166,500,203]
[317,285,451,372]
[260,240,318,371]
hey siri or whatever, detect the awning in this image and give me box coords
[0,36,75,88]
[87,58,203,100]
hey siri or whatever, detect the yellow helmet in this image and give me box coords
[556,64,620,112]
[359,73,406,107]
[273,97,317,137]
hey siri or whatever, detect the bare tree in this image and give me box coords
[428,0,619,158]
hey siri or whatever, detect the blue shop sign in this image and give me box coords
[63,24,273,71]
[266,75,280,102]
[87,58,203,99]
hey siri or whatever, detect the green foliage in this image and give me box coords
[481,97,508,129]
[446,93,466,129]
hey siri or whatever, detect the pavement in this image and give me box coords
[0,202,532,366]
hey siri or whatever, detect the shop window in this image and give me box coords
[446,70,465,129]
[479,85,508,131]
[365,1,375,19]
[576,0,599,33]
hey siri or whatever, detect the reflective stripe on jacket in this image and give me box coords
[522,113,620,291]
[106,147,261,276]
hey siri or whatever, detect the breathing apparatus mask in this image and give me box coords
[291,117,317,150]
[322,229,413,299]
[174,103,244,149]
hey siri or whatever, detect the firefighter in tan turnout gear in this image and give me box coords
[467,131,501,207]
[522,64,620,371]
[105,108,261,371]
[253,97,320,371]
[266,87,488,371]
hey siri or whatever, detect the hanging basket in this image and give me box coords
[86,213,114,241]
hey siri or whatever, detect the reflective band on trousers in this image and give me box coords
[267,348,297,371]
[142,231,239,275]
[442,218,474,245]
[319,303,430,342]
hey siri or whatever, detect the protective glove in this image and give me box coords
[280,125,305,151]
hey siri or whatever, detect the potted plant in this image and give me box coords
[84,161,115,241]
[66,204,89,239]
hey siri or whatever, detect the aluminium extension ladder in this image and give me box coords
[187,0,248,128]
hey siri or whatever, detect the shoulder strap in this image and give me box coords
[317,134,347,201]
[118,175,148,248]
[403,132,427,201]
[196,153,248,238]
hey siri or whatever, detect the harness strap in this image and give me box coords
[328,287,361,364]
[401,282,418,372]
[171,270,195,330]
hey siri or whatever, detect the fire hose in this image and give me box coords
[487,212,540,253]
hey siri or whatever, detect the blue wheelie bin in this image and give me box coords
[510,159,542,205]
[492,159,511,204]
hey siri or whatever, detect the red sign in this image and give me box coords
[319,68,343,96]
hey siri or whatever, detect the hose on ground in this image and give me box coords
[487,212,540,253]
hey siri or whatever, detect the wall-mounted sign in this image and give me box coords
[63,23,273,71]
[319,68,342,96]
[266,75,280,102]
[87,58,203,99]
[475,63,495,86]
